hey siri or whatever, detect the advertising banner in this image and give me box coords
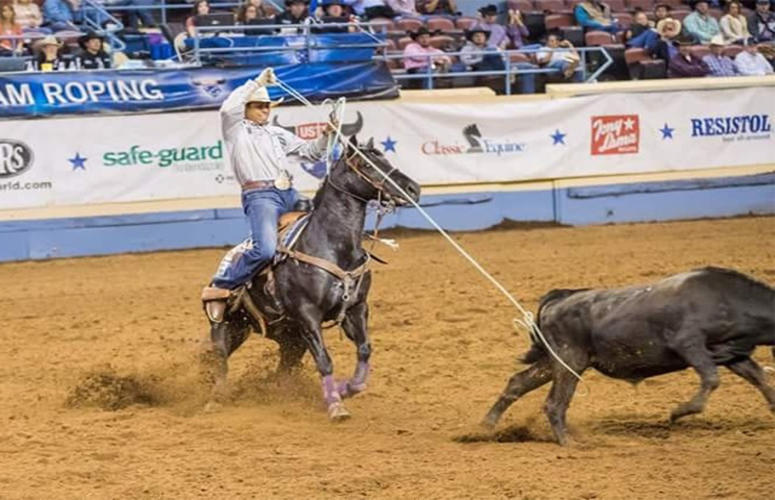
[0,62,398,118]
[1,86,772,210]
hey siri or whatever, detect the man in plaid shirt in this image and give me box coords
[702,35,739,76]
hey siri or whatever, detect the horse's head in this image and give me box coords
[330,135,421,206]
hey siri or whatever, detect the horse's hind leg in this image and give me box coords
[482,360,552,428]
[669,336,720,423]
[276,332,307,375]
[726,357,775,413]
[202,319,250,407]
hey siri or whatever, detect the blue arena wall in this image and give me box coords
[1,172,773,262]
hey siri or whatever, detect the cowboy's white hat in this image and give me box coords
[246,84,283,107]
[709,34,727,46]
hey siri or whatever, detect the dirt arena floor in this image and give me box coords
[1,216,774,499]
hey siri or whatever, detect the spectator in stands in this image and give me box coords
[276,0,312,29]
[748,0,774,44]
[314,0,356,32]
[536,32,582,81]
[473,4,531,50]
[734,36,774,74]
[13,0,43,32]
[403,26,451,86]
[236,2,259,24]
[652,18,682,64]
[626,9,660,49]
[416,0,457,16]
[344,0,395,20]
[386,0,418,18]
[460,27,501,70]
[720,1,750,44]
[702,35,739,76]
[667,35,709,77]
[186,0,210,37]
[653,3,671,24]
[76,30,111,69]
[122,0,156,30]
[245,0,275,19]
[0,2,23,55]
[32,35,66,70]
[683,0,720,44]
[42,0,78,31]
[574,0,621,34]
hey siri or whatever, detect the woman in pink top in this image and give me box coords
[0,2,23,54]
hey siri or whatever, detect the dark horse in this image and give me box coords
[483,267,775,444]
[202,136,420,420]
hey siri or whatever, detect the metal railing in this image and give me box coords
[80,0,126,51]
[381,47,613,94]
[100,0,284,26]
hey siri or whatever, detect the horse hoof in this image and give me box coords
[327,402,351,422]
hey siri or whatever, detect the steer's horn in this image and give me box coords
[340,112,364,137]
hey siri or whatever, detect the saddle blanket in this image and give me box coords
[212,214,310,282]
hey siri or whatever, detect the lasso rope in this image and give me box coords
[273,78,585,385]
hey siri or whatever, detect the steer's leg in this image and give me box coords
[669,336,720,423]
[482,360,552,427]
[544,360,586,446]
[338,301,371,400]
[727,357,775,413]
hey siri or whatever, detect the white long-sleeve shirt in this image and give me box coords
[220,79,328,187]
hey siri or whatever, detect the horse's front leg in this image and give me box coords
[337,301,370,400]
[296,314,351,421]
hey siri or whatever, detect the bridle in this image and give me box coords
[325,147,399,208]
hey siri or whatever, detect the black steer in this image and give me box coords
[484,267,775,445]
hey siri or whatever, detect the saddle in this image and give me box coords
[201,211,310,327]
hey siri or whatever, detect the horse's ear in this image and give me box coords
[366,137,375,150]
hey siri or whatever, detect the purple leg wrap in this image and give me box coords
[337,361,369,399]
[322,375,341,406]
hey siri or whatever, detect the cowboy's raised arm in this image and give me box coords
[220,68,277,137]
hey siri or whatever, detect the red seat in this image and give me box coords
[396,18,423,32]
[708,8,723,20]
[659,0,682,6]
[566,0,585,8]
[627,0,653,11]
[455,16,478,30]
[545,13,575,29]
[690,44,710,59]
[585,30,615,46]
[614,12,632,28]
[427,16,455,31]
[624,47,650,64]
[508,0,536,12]
[368,17,394,33]
[606,0,626,11]
[397,36,413,50]
[671,9,691,21]
[429,35,454,49]
[535,0,566,13]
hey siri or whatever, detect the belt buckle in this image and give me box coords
[274,171,291,190]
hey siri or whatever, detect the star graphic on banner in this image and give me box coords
[659,123,675,140]
[381,136,397,153]
[624,117,636,130]
[550,129,567,145]
[68,152,87,170]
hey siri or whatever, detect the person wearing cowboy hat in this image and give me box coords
[33,35,66,71]
[683,0,721,44]
[275,0,312,31]
[734,36,774,75]
[702,34,739,76]
[667,34,710,78]
[402,25,451,87]
[76,30,112,70]
[210,67,337,291]
[460,26,497,69]
[312,0,355,33]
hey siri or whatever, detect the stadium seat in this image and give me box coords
[671,9,691,21]
[508,0,535,12]
[658,0,682,6]
[614,12,632,29]
[535,0,566,13]
[427,17,455,31]
[429,35,454,50]
[624,47,666,79]
[606,0,627,12]
[624,47,649,65]
[368,18,394,33]
[397,36,413,50]
[545,13,574,29]
[690,45,710,59]
[455,16,478,30]
[708,8,722,20]
[627,0,653,11]
[723,45,743,58]
[396,18,423,32]
[585,30,615,46]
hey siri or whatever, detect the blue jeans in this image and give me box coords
[547,60,584,82]
[212,187,299,289]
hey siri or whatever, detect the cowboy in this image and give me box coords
[402,26,451,74]
[703,35,739,76]
[683,0,721,44]
[749,0,775,44]
[211,67,337,291]
[76,31,112,70]
[32,35,67,71]
[667,34,710,78]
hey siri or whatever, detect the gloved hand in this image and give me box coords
[255,67,277,86]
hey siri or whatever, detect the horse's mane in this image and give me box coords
[695,266,775,295]
[312,145,379,208]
